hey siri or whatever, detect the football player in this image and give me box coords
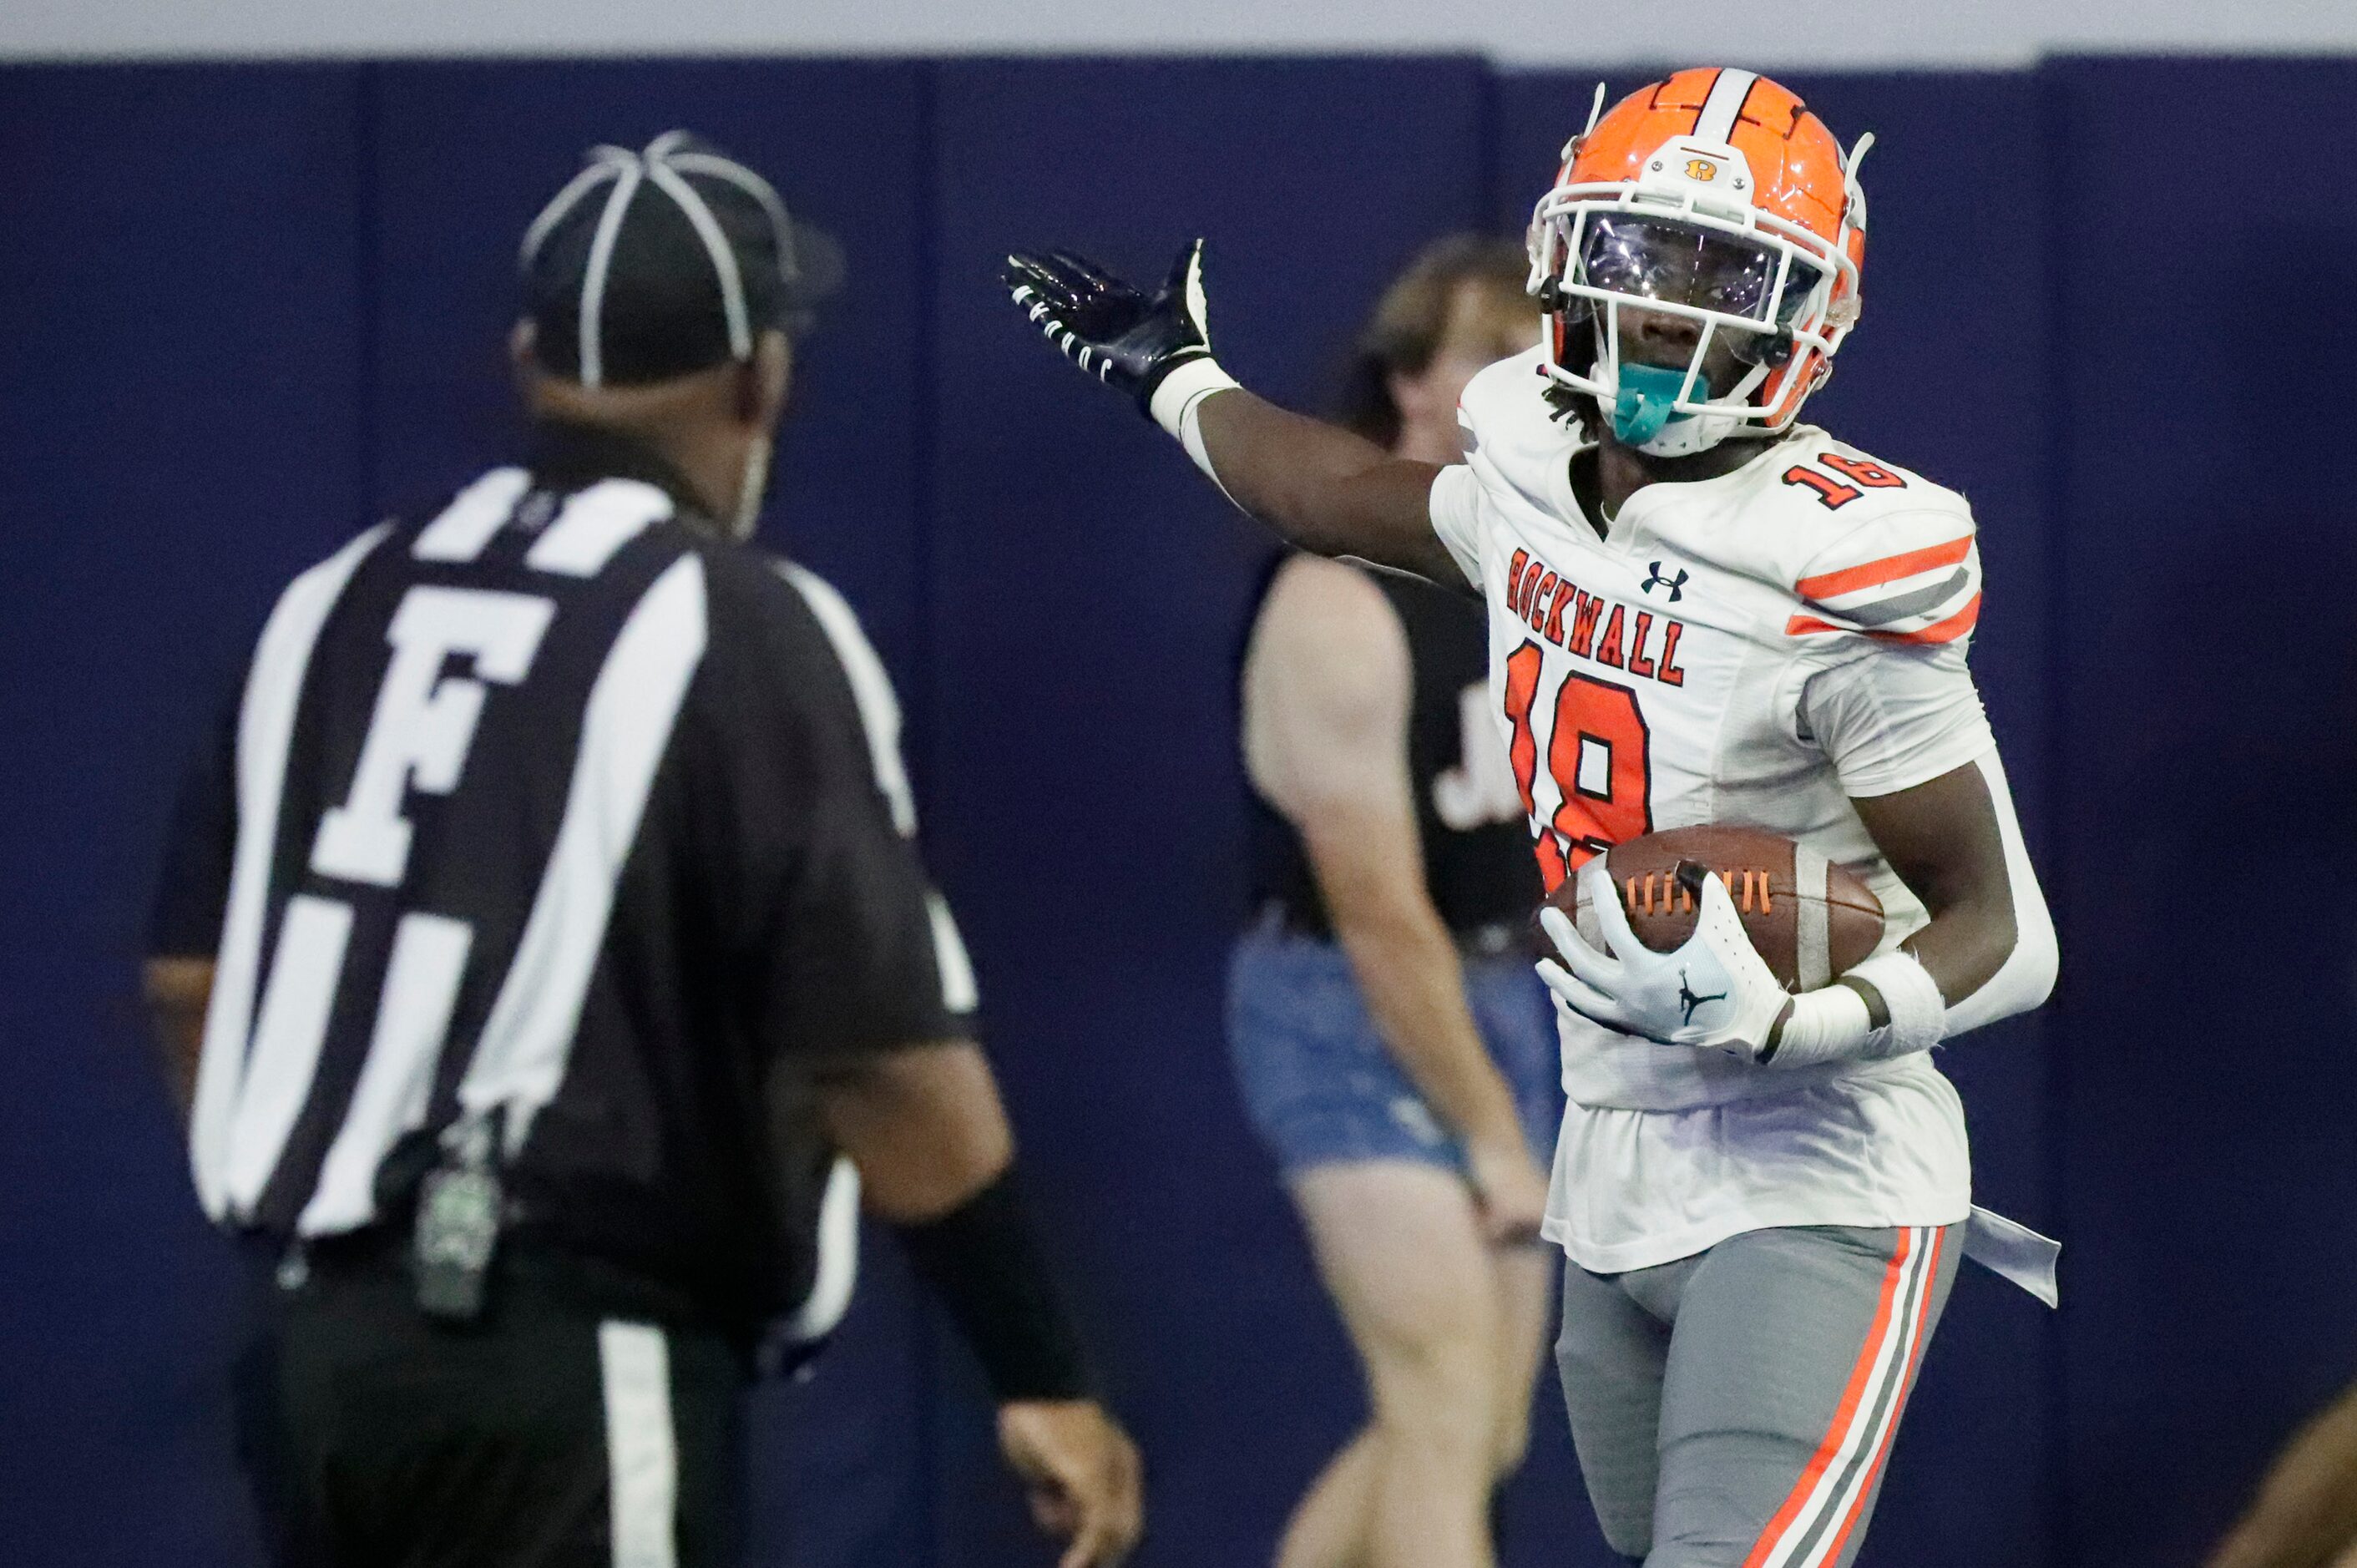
[1008,68,2059,1568]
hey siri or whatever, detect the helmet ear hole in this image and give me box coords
[1537,279,1591,324]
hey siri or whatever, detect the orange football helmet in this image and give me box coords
[1525,68,1872,456]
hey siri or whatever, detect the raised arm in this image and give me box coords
[1006,243,1465,584]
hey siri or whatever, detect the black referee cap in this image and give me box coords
[520,130,842,388]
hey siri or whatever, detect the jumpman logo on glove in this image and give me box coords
[1677,969,1727,1024]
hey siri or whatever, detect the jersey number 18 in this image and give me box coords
[1501,640,1652,893]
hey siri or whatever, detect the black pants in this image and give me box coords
[244,1244,748,1568]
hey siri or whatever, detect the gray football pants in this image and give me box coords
[1556,1223,1962,1568]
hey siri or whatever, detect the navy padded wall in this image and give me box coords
[365,59,940,1565]
[2043,55,2357,1568]
[923,56,1609,1567]
[0,63,367,1568]
[14,52,2357,1568]
[1498,69,2061,1568]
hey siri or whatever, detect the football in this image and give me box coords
[1548,825,1885,993]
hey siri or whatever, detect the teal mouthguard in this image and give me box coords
[1612,363,1707,446]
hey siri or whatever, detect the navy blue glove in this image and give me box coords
[1004,240,1214,413]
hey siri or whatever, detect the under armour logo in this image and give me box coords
[1677,968,1727,1025]
[1641,562,1689,602]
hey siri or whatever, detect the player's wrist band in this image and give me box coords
[1847,948,1948,1057]
[893,1167,1094,1403]
[1147,356,1243,502]
[1759,949,1948,1069]
[1756,981,1871,1066]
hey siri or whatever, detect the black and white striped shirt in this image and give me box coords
[152,424,972,1330]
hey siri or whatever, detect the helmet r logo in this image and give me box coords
[1684,157,1719,181]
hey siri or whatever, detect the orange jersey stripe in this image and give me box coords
[1881,592,1981,645]
[1795,534,1973,602]
[1739,1227,1917,1568]
[1782,591,1980,644]
[1818,1227,1949,1565]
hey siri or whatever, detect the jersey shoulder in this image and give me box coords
[768,557,911,783]
[1454,344,1586,515]
[701,549,920,837]
[1748,429,1983,650]
[680,540,848,727]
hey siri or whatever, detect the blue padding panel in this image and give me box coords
[367,60,933,706]
[22,52,2357,1568]
[1500,70,2061,1568]
[923,56,1614,1567]
[2043,54,2357,1568]
[0,63,367,1568]
[365,59,938,1564]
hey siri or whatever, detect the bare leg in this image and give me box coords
[1277,1161,1504,1568]
[1486,1242,1556,1481]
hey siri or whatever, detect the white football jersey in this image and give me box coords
[1429,345,1996,1115]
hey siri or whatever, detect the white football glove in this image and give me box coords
[1536,858,1792,1060]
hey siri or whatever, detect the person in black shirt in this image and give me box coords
[1228,237,1554,1568]
[143,131,1141,1568]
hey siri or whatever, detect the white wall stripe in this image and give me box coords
[296,911,475,1236]
[599,1321,680,1568]
[524,478,674,579]
[220,894,355,1214]
[412,467,530,564]
[18,6,2357,71]
[190,525,388,1220]
[459,554,709,1154]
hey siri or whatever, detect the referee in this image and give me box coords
[142,132,1141,1568]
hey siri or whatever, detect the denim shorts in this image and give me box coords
[1226,915,1563,1178]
